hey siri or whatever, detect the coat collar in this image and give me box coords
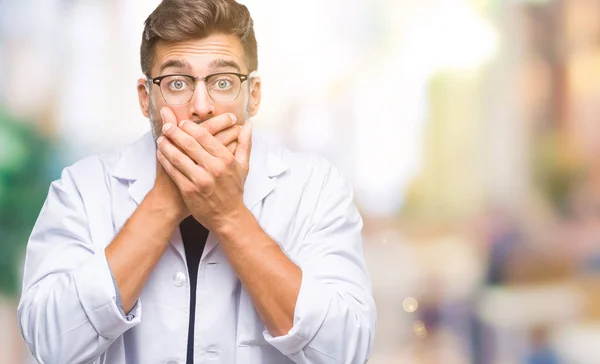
[111,131,289,211]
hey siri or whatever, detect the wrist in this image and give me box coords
[144,188,186,226]
[212,204,255,240]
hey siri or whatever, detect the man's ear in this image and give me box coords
[137,78,151,118]
[248,77,261,117]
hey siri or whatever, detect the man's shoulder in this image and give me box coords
[58,132,151,186]
[66,151,120,178]
[255,135,339,187]
[258,135,331,169]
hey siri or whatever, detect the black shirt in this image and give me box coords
[179,216,209,364]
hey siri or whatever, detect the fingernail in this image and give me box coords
[179,120,188,128]
[162,123,172,132]
[230,113,237,124]
[160,108,166,121]
[157,136,164,144]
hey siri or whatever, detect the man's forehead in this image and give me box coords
[153,35,247,74]
[157,58,242,74]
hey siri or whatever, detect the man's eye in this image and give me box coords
[214,79,232,90]
[169,79,186,90]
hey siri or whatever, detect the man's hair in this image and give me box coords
[140,0,258,77]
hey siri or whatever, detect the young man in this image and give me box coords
[18,1,376,363]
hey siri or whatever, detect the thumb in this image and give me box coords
[160,106,177,128]
[155,150,167,178]
[234,121,253,168]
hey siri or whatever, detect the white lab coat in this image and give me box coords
[18,131,376,364]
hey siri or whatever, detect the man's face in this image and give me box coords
[137,33,261,140]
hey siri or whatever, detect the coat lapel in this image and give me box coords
[111,132,156,205]
[110,132,188,259]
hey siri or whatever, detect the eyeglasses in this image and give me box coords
[148,71,255,105]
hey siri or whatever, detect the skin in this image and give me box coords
[105,33,301,336]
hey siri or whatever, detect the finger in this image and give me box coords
[160,107,178,129]
[181,121,241,148]
[185,113,237,136]
[156,149,190,190]
[157,133,203,182]
[226,141,238,154]
[235,121,253,168]
[161,122,212,166]
[157,107,179,175]
[178,120,233,160]
[213,125,242,147]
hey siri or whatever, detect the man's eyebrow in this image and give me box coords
[208,59,241,72]
[159,59,192,74]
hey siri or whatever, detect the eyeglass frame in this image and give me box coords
[147,70,257,105]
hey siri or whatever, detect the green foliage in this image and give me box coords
[0,108,54,297]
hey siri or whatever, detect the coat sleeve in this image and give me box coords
[263,159,377,364]
[17,158,141,364]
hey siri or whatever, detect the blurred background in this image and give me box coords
[2,0,600,363]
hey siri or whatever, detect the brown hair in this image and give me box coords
[140,0,258,77]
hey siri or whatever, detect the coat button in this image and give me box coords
[206,345,220,359]
[172,272,186,287]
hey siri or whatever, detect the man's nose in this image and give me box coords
[189,83,215,120]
